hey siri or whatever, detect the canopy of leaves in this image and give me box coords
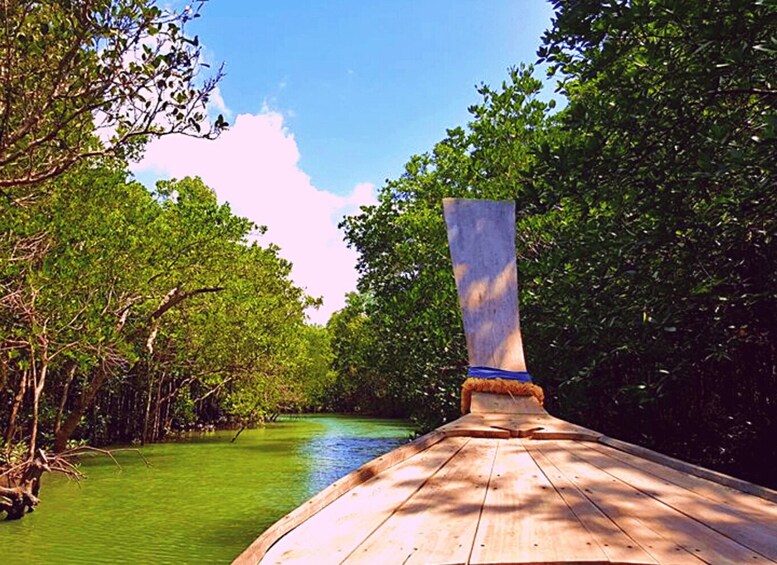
[0,0,225,200]
[1,167,321,457]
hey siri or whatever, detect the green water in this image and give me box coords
[0,415,413,564]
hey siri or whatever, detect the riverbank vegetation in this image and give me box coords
[1,0,330,518]
[336,0,777,488]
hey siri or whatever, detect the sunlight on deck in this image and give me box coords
[258,432,777,565]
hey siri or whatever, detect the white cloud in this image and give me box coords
[131,110,376,324]
[206,86,232,121]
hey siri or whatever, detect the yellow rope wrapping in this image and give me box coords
[461,377,545,415]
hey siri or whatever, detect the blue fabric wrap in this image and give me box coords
[468,366,532,382]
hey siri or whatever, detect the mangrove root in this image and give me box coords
[0,446,149,520]
[0,450,49,520]
[0,484,40,519]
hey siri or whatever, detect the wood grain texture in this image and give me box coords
[572,441,777,561]
[233,430,449,565]
[586,440,777,522]
[469,391,545,414]
[443,198,526,372]
[238,408,777,564]
[444,411,604,441]
[541,440,769,564]
[436,413,512,439]
[261,437,470,565]
[599,435,777,504]
[344,438,498,565]
[469,439,608,564]
[523,440,659,564]
[531,440,707,564]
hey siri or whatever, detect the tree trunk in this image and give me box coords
[162,380,173,437]
[0,354,8,401]
[28,346,48,458]
[54,364,108,452]
[54,362,77,437]
[4,369,28,456]
[141,371,154,445]
[52,285,224,452]
[151,372,164,442]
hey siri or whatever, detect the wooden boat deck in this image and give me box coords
[235,200,777,564]
[235,400,777,565]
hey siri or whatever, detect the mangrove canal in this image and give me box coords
[0,415,413,564]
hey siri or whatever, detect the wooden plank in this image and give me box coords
[469,439,608,564]
[260,437,470,565]
[599,435,777,504]
[523,440,659,564]
[436,413,511,439]
[587,440,777,522]
[438,411,602,441]
[233,430,449,565]
[343,437,499,565]
[572,441,777,561]
[532,440,706,564]
[469,391,546,415]
[443,198,526,371]
[476,412,604,441]
[468,413,546,437]
[541,440,767,565]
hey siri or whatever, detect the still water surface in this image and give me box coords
[1,415,413,564]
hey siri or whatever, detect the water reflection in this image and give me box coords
[0,415,412,565]
[302,434,409,494]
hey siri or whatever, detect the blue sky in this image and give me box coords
[134,1,558,323]
[191,1,556,194]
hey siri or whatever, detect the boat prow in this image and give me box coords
[235,390,777,564]
[234,199,777,564]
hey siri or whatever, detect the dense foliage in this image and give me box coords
[0,1,327,486]
[1,0,225,197]
[338,0,777,487]
[0,168,328,458]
